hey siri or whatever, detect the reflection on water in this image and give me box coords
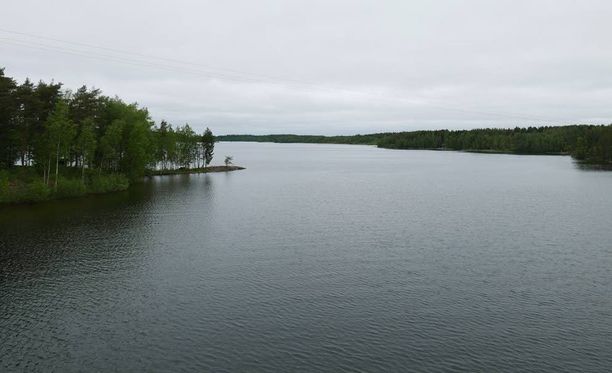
[1,143,612,372]
[574,161,612,171]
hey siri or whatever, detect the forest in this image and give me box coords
[0,68,215,204]
[375,126,612,161]
[219,125,612,163]
[217,133,384,145]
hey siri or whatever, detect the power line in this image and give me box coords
[0,28,561,123]
[0,27,310,85]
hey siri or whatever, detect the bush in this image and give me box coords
[22,180,52,202]
[88,174,130,194]
[55,178,87,199]
[0,168,131,205]
[0,178,51,204]
[0,170,11,203]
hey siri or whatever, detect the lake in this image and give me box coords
[1,142,612,372]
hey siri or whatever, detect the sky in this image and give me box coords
[2,0,612,135]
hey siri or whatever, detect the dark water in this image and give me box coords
[1,143,612,372]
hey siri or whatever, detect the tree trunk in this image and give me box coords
[55,141,60,191]
[46,156,51,185]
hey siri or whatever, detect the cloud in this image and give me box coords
[2,0,612,134]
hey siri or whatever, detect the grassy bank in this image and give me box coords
[0,167,129,205]
[145,165,245,176]
[0,165,245,205]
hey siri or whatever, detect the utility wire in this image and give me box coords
[0,28,561,123]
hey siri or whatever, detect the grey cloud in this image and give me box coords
[2,0,611,135]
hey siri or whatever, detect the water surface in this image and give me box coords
[1,143,612,372]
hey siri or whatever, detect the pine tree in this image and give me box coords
[202,127,214,168]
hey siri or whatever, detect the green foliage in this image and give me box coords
[375,126,612,162]
[44,99,76,189]
[0,168,130,204]
[0,170,51,204]
[1,69,218,180]
[76,118,97,169]
[0,69,18,169]
[46,100,76,154]
[202,127,215,167]
[54,177,87,199]
[69,86,103,125]
[155,120,177,170]
[176,124,198,168]
[0,170,10,203]
[217,133,382,145]
[0,68,220,204]
[100,119,124,171]
[122,118,152,180]
[87,174,130,194]
[20,180,52,202]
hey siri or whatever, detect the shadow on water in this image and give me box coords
[0,174,215,281]
[573,161,612,172]
[0,184,145,280]
[0,173,218,372]
[0,183,150,227]
[0,173,215,229]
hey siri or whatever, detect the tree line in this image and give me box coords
[219,125,612,163]
[375,126,612,162]
[216,133,382,145]
[0,68,215,189]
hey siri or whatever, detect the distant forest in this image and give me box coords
[219,125,612,163]
[0,68,214,203]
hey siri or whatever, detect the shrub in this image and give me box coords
[22,180,52,202]
[0,170,10,203]
[55,178,87,199]
[88,174,130,194]
[0,170,52,204]
[0,169,131,205]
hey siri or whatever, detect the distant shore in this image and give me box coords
[146,165,245,176]
[217,125,612,164]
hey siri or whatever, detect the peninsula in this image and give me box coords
[0,68,242,205]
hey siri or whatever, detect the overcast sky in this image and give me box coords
[2,0,612,135]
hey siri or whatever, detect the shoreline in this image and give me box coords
[145,165,245,176]
[1,165,245,206]
[221,140,612,165]
[379,146,571,156]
